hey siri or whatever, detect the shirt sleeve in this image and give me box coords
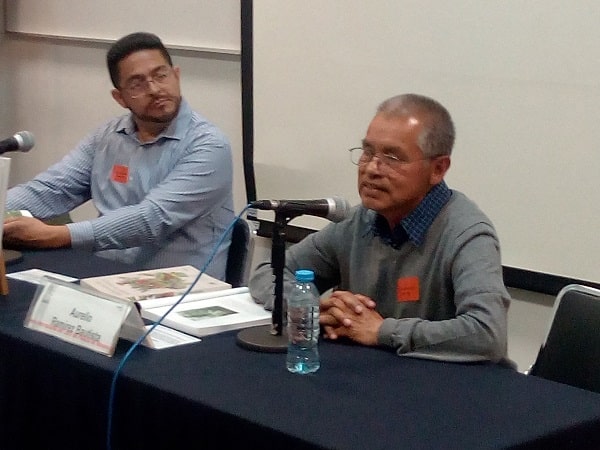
[6,137,94,218]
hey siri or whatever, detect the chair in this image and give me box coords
[225,218,255,288]
[528,284,600,393]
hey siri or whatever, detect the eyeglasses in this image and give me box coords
[348,147,430,172]
[122,66,174,98]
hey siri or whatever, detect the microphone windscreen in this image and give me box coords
[328,197,352,223]
[15,130,35,152]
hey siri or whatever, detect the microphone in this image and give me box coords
[250,197,351,222]
[0,131,35,155]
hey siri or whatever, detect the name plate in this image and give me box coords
[24,279,133,356]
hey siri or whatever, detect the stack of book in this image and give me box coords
[80,265,271,338]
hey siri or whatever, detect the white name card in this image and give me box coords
[24,279,133,356]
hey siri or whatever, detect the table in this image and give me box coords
[2,249,600,450]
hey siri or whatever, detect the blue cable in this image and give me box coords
[106,205,251,450]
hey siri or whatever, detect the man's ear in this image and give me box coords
[430,156,451,185]
[111,88,127,109]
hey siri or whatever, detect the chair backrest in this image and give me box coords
[529,284,600,393]
[225,218,255,288]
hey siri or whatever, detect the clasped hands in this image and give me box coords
[319,290,383,346]
[3,216,71,249]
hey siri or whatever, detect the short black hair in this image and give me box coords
[107,32,173,88]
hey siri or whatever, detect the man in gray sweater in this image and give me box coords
[249,93,513,365]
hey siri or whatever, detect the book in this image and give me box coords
[141,287,272,338]
[79,265,231,302]
[142,323,201,349]
[4,209,33,218]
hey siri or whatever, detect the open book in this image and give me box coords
[80,265,231,302]
[141,287,272,338]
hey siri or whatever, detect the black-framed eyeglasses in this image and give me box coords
[348,147,430,172]
[122,66,174,98]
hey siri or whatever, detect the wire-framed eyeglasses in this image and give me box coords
[122,66,174,98]
[348,147,430,172]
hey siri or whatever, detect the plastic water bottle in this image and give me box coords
[286,269,320,374]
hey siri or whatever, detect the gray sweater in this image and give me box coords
[249,191,512,364]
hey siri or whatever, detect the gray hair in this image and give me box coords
[376,94,455,157]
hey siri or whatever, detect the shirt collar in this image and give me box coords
[370,181,452,247]
[116,98,191,143]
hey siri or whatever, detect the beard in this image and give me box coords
[132,95,181,124]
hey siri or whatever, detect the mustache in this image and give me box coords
[361,180,386,190]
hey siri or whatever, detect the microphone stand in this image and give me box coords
[237,211,291,352]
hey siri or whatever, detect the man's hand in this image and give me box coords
[3,217,71,249]
[320,290,382,346]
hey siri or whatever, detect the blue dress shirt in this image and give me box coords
[6,98,234,279]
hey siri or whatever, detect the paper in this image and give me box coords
[144,324,201,349]
[7,269,78,285]
[24,279,133,356]
[142,287,271,338]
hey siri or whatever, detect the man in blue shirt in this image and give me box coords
[249,94,513,364]
[4,32,234,279]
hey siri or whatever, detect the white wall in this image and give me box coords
[506,288,554,372]
[252,0,600,283]
[0,3,8,134]
[4,0,239,53]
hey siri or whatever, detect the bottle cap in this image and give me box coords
[295,269,314,282]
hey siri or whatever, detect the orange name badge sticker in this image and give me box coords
[397,276,420,302]
[111,164,129,184]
